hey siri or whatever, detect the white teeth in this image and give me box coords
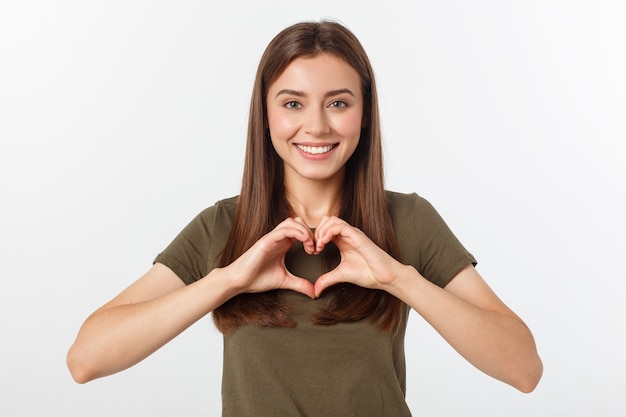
[296,144,335,154]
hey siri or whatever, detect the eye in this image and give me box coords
[284,101,302,110]
[328,100,347,108]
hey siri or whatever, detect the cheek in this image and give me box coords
[334,110,363,137]
[267,108,299,140]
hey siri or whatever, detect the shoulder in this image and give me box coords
[385,190,436,221]
[169,195,239,246]
[216,195,239,207]
[194,195,239,225]
[154,196,240,282]
[385,190,453,235]
[385,190,476,286]
[210,195,239,215]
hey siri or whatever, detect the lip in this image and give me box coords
[294,143,338,160]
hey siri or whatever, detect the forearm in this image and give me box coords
[67,268,236,383]
[387,265,542,392]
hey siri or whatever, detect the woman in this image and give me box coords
[67,20,542,416]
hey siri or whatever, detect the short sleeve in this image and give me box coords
[388,191,476,288]
[153,197,238,285]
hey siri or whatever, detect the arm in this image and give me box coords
[66,263,236,383]
[67,218,317,384]
[391,263,543,393]
[313,216,543,393]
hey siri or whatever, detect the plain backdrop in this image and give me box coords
[1,1,625,416]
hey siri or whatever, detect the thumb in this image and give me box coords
[284,274,316,299]
[314,269,343,298]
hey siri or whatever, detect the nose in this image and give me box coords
[304,108,330,137]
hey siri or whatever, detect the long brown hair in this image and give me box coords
[213,20,403,334]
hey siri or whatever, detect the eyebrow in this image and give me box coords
[274,88,356,99]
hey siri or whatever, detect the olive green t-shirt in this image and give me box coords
[154,191,476,417]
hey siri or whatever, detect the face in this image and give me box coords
[266,53,363,187]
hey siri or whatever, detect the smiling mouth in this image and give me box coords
[296,144,337,155]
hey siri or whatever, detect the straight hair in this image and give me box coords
[213,20,403,334]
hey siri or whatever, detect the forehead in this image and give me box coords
[268,53,361,95]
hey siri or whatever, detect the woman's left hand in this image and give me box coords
[312,216,402,297]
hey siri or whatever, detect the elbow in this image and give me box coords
[516,377,540,394]
[514,356,543,393]
[66,344,97,384]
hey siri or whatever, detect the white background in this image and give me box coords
[1,1,625,416]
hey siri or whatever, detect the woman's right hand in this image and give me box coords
[224,217,316,298]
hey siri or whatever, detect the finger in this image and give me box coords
[314,269,344,298]
[313,216,339,253]
[292,217,316,254]
[315,218,352,253]
[275,217,315,253]
[292,216,310,229]
[282,274,316,299]
[271,219,315,251]
[315,215,332,230]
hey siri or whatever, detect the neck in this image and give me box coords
[284,176,344,228]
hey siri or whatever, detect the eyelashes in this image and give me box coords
[282,100,348,110]
[328,100,347,108]
[284,101,302,109]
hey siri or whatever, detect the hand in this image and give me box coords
[313,216,402,297]
[225,217,316,298]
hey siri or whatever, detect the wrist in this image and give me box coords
[203,266,245,300]
[380,263,420,299]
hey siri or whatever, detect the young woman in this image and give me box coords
[67,20,542,416]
